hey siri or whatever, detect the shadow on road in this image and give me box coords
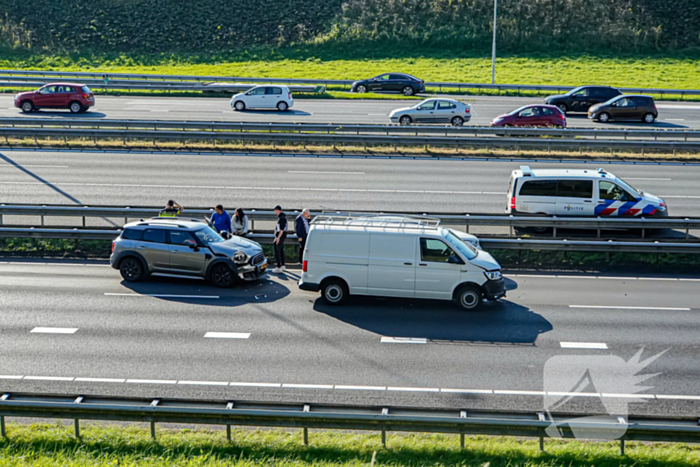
[17,110,108,118]
[314,295,552,346]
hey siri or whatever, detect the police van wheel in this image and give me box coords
[454,285,482,311]
[322,278,348,305]
[119,257,144,282]
[210,264,236,288]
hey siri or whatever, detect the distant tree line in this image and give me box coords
[0,0,698,53]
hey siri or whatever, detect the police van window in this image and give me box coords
[420,238,458,263]
[519,180,557,197]
[121,228,142,240]
[600,181,633,201]
[266,87,283,95]
[142,229,166,244]
[556,180,593,198]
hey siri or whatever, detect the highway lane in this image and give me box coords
[0,261,699,416]
[1,150,700,217]
[1,94,698,128]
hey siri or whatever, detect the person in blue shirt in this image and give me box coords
[210,204,232,237]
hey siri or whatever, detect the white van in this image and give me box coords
[506,166,667,217]
[297,215,505,310]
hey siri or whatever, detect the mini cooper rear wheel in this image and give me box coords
[119,257,145,282]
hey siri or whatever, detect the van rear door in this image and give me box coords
[367,234,416,298]
[516,179,557,215]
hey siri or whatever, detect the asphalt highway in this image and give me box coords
[0,260,699,417]
[0,150,699,219]
[1,94,699,129]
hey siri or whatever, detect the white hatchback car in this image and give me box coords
[231,85,293,111]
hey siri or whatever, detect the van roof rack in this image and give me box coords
[311,213,441,230]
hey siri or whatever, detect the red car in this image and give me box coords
[490,104,566,128]
[14,83,95,114]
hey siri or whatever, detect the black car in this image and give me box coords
[544,86,621,114]
[351,73,425,96]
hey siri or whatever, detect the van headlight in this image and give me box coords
[484,270,502,281]
[233,251,248,264]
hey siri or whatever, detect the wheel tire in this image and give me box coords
[234,101,246,111]
[356,85,367,94]
[119,257,145,282]
[451,116,464,127]
[322,279,348,305]
[210,263,236,288]
[557,104,568,114]
[643,113,656,124]
[454,285,483,311]
[20,101,34,113]
[399,115,412,125]
[402,86,414,96]
[277,101,288,112]
[598,112,610,123]
[69,101,83,114]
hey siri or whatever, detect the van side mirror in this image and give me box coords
[448,255,464,265]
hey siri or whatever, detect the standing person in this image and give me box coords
[159,200,183,217]
[210,204,232,238]
[295,208,311,264]
[272,205,287,273]
[232,208,249,236]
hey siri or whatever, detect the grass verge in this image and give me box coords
[2,137,699,163]
[1,421,699,467]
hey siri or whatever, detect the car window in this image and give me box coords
[446,231,477,260]
[142,229,167,244]
[121,228,142,240]
[542,107,554,115]
[266,87,283,95]
[194,226,224,245]
[39,86,56,95]
[388,74,404,80]
[249,87,267,95]
[557,180,593,198]
[417,101,436,111]
[81,86,91,93]
[617,97,636,107]
[437,101,456,110]
[635,97,652,107]
[420,238,459,263]
[378,74,390,80]
[573,88,589,97]
[600,181,634,201]
[169,230,198,246]
[519,180,557,197]
[520,107,540,117]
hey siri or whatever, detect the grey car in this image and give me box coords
[389,98,472,126]
[110,218,267,287]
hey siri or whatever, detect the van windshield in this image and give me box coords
[446,231,477,261]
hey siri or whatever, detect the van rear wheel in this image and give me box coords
[454,285,483,311]
[322,278,348,305]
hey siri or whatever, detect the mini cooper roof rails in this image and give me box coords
[520,165,533,176]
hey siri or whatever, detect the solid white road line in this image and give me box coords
[334,385,386,391]
[204,332,251,339]
[178,380,229,386]
[570,305,691,311]
[0,375,23,380]
[381,337,428,344]
[74,377,126,383]
[125,379,177,385]
[23,376,74,381]
[494,390,546,396]
[441,388,493,394]
[655,394,700,401]
[624,178,672,181]
[288,171,365,175]
[560,342,609,350]
[282,383,334,389]
[546,391,600,398]
[104,293,220,299]
[387,387,440,393]
[509,274,700,282]
[601,393,656,399]
[229,382,281,388]
[30,327,78,334]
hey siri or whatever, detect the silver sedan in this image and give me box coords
[389,98,472,126]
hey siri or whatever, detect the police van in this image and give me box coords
[506,166,668,217]
[298,215,505,311]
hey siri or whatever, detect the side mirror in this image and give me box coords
[372,78,378,82]
[188,243,199,251]
[611,102,617,107]
[448,255,464,265]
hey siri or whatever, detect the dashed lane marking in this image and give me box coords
[104,293,220,299]
[560,342,608,350]
[204,332,251,339]
[177,380,229,386]
[335,385,386,391]
[570,305,691,311]
[381,337,428,344]
[30,327,78,334]
[74,377,126,383]
[288,171,365,175]
[125,379,177,385]
[229,382,281,388]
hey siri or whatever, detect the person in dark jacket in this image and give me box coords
[295,208,311,264]
[159,200,182,217]
[272,205,287,273]
[210,204,232,237]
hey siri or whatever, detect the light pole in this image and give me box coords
[491,0,498,85]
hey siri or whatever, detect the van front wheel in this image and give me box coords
[454,285,483,311]
[322,279,348,305]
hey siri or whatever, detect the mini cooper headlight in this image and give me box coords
[233,251,248,264]
[484,270,502,281]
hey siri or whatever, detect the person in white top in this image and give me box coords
[232,208,249,236]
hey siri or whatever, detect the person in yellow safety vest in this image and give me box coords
[159,200,183,217]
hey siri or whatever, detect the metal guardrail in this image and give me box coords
[1,205,699,239]
[1,117,699,141]
[1,69,699,97]
[1,393,699,453]
[0,80,322,94]
[2,127,698,152]
[2,227,699,253]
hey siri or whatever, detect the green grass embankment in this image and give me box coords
[1,422,699,467]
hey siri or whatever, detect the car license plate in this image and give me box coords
[259,263,267,272]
